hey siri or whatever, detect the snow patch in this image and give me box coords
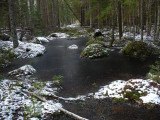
[94,79,160,105]
[0,40,46,58]
[0,79,62,119]
[33,37,49,44]
[8,65,36,80]
[68,44,78,49]
[48,33,70,39]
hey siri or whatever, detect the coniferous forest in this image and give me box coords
[0,0,160,120]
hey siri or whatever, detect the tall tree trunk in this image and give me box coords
[154,1,157,42]
[155,0,160,41]
[133,9,136,41]
[118,1,122,40]
[34,0,37,13]
[18,0,25,41]
[27,0,33,34]
[52,0,56,31]
[109,5,116,47]
[8,0,19,48]
[140,0,144,41]
[89,0,92,28]
[56,0,60,28]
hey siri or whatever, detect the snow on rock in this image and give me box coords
[94,79,160,105]
[68,44,78,49]
[81,44,108,59]
[95,29,100,32]
[94,80,126,99]
[32,37,49,44]
[8,65,36,80]
[0,79,62,119]
[48,32,70,39]
[0,40,46,58]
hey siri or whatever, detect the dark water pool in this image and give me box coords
[1,38,160,120]
[0,38,159,97]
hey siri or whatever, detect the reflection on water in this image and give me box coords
[1,38,160,120]
[0,38,159,97]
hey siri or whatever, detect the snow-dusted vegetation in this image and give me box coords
[81,44,108,58]
[0,79,62,120]
[94,79,160,105]
[0,40,46,58]
[0,0,160,119]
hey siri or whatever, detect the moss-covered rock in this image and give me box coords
[81,44,108,59]
[86,39,105,47]
[120,41,157,57]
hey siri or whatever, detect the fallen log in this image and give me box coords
[24,90,89,120]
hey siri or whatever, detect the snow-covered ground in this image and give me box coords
[0,40,46,58]
[0,79,62,120]
[94,79,160,105]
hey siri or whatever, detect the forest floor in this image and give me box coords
[0,24,160,120]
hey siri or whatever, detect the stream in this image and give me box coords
[1,37,160,119]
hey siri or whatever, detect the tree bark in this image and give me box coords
[89,0,92,28]
[154,0,157,42]
[27,0,33,34]
[56,0,60,28]
[8,0,19,48]
[118,1,123,40]
[52,0,56,31]
[155,0,160,41]
[109,5,116,47]
[140,0,144,41]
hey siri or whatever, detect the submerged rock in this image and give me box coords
[68,44,78,49]
[81,44,108,59]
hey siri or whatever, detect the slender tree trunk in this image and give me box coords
[89,1,92,28]
[133,9,136,41]
[154,1,157,42]
[8,0,19,48]
[155,0,160,41]
[118,1,122,40]
[56,0,60,28]
[110,5,116,47]
[52,0,56,31]
[34,0,37,13]
[140,0,144,41]
[27,0,33,34]
[18,0,25,41]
